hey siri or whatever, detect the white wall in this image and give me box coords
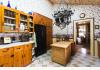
[52,5,100,37]
[0,0,53,18]
[1,0,100,37]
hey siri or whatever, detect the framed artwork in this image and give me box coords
[95,25,99,29]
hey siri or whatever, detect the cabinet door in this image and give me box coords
[23,45,28,66]
[0,48,14,67]
[46,27,53,49]
[9,48,14,67]
[0,48,9,67]
[28,44,32,64]
[23,44,32,66]
[0,5,2,32]
[14,46,23,67]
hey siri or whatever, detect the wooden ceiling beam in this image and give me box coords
[48,0,100,5]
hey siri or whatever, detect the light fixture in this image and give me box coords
[52,0,74,29]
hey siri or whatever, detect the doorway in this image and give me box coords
[74,18,94,56]
[76,22,90,54]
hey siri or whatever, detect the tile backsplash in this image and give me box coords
[0,32,34,43]
[0,33,21,37]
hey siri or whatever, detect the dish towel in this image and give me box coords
[34,32,37,47]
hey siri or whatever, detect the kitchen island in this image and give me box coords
[51,41,73,66]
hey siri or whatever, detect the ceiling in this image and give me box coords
[48,0,100,5]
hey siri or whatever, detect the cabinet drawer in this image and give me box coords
[0,48,13,54]
[24,44,32,50]
[14,46,23,51]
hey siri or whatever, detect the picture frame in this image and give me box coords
[95,25,99,29]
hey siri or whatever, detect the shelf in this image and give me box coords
[4,16,15,20]
[30,26,34,28]
[20,19,27,22]
[29,21,33,23]
[4,23,16,26]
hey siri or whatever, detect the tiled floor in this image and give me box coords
[27,46,100,67]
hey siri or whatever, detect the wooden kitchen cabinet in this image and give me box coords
[23,44,32,66]
[13,43,33,67]
[14,46,24,67]
[33,13,41,24]
[0,5,18,32]
[33,13,53,49]
[0,5,34,32]
[0,48,14,67]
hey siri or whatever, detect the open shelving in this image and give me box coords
[28,15,34,32]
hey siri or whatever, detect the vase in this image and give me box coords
[7,1,11,8]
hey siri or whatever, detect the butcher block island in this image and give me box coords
[51,41,73,66]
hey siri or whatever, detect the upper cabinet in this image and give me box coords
[19,12,28,32]
[33,13,52,27]
[0,5,34,33]
[0,5,18,32]
[28,15,34,32]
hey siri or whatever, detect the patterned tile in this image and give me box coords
[27,47,100,67]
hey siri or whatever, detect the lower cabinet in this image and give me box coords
[14,46,24,67]
[23,44,32,66]
[0,48,14,67]
[0,43,33,67]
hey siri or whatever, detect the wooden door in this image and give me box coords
[23,44,28,66]
[23,44,32,66]
[28,44,32,64]
[0,48,9,67]
[0,48,14,67]
[14,46,23,67]
[8,48,14,67]
[0,5,2,32]
[46,26,53,49]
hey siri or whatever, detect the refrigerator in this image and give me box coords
[34,24,47,57]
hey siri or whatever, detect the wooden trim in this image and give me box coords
[73,18,94,56]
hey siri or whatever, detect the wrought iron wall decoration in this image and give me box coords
[52,0,74,29]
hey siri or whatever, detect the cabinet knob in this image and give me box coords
[11,54,14,57]
[0,64,4,67]
[17,48,20,49]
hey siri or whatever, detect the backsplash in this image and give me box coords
[0,33,21,37]
[0,33,34,45]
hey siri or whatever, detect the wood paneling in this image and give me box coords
[33,13,53,49]
[49,0,100,5]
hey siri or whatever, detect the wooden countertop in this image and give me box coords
[50,41,73,48]
[0,41,34,49]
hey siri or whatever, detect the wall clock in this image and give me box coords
[80,13,85,18]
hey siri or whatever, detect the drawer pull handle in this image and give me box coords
[0,64,4,67]
[17,48,20,49]
[11,55,14,57]
[3,51,7,52]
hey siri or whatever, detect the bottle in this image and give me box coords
[7,1,11,8]
[0,2,3,5]
[15,6,17,9]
